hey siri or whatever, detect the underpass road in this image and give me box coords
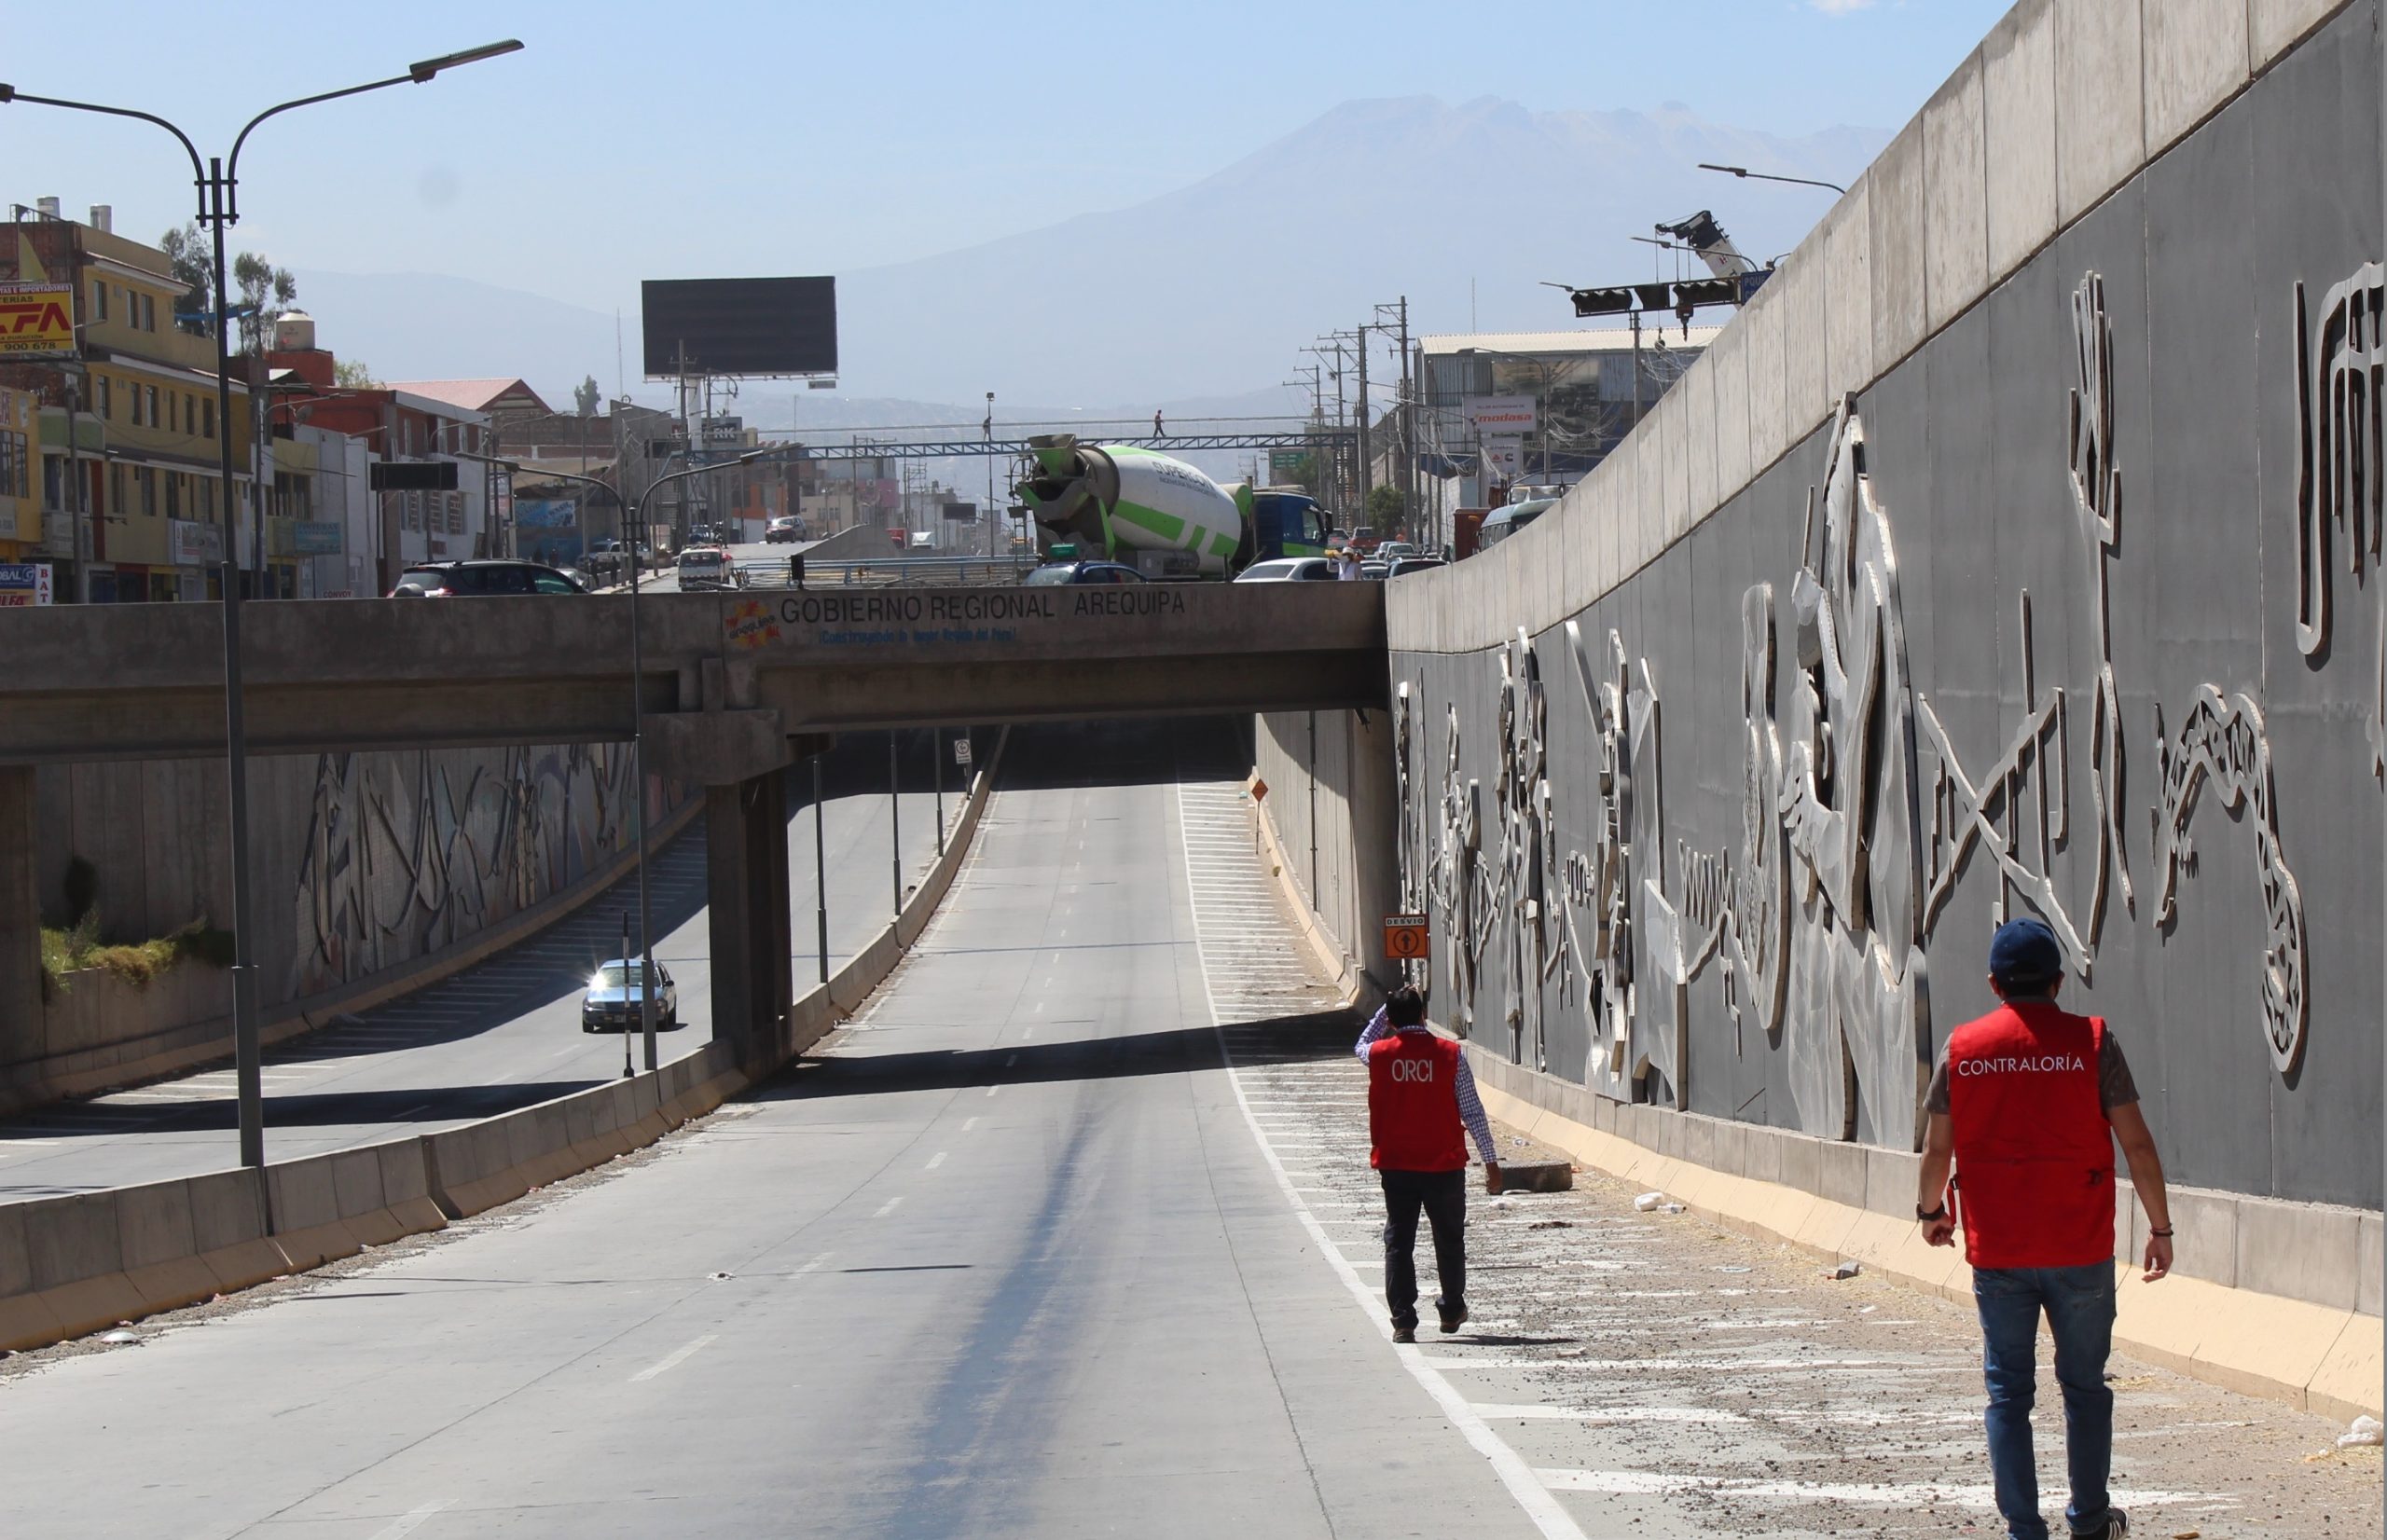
[0,723,1553,1538]
[0,775,951,1203]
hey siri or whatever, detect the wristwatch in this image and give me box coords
[1916,1203,1948,1222]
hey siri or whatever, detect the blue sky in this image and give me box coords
[4,0,2011,313]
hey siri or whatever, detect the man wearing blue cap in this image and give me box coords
[1917,915,2173,1540]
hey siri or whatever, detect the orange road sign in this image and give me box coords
[1383,914,1429,960]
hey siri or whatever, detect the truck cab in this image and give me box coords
[1237,487,1334,567]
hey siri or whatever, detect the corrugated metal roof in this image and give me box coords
[384,377,554,414]
[1419,326,1726,356]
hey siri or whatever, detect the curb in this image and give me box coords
[1466,1068,2383,1422]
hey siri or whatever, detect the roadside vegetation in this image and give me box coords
[35,857,234,998]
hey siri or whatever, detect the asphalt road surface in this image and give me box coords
[0,719,1578,1539]
[0,765,955,1203]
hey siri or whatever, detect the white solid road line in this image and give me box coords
[629,1333,719,1383]
[1174,781,1591,1540]
[366,1499,453,1538]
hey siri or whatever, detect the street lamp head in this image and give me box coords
[407,39,524,83]
[1700,162,1749,178]
[0,85,15,103]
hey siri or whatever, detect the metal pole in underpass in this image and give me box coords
[934,727,945,857]
[890,731,903,917]
[618,911,632,1079]
[814,756,829,984]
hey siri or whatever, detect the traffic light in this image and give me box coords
[1633,282,1674,312]
[1568,285,1635,317]
[1672,276,1743,310]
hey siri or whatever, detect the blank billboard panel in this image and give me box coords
[642,277,837,378]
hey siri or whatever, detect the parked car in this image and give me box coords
[1387,557,1447,578]
[1234,557,1340,582]
[675,546,738,590]
[1376,540,1419,561]
[388,560,586,598]
[1349,526,1383,553]
[1359,559,1390,581]
[1024,560,1147,585]
[582,958,678,1032]
[765,515,808,543]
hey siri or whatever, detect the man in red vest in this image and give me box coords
[1358,985,1501,1342]
[1919,917,2174,1540]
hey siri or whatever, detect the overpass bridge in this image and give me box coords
[0,584,1387,1071]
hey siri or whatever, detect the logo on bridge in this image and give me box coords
[724,598,782,651]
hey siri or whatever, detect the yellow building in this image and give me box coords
[4,208,252,601]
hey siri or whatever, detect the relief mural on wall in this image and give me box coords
[1409,268,2339,1149]
[286,743,643,1001]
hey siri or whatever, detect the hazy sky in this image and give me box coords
[5,0,2010,312]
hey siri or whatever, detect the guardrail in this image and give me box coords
[731,554,1042,589]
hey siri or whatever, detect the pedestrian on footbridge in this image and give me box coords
[1358,985,1500,1344]
[1918,915,2174,1540]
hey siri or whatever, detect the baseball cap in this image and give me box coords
[1988,916,2063,991]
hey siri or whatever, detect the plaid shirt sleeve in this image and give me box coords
[1451,1053,1498,1166]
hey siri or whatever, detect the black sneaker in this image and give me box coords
[1391,1324,1416,1344]
[2073,1509,2128,1540]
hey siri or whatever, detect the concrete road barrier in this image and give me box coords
[0,734,1008,1354]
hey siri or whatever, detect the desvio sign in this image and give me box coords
[0,283,76,359]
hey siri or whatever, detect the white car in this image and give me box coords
[1234,557,1340,582]
[675,546,737,590]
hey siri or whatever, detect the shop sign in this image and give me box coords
[169,518,225,567]
[0,283,76,358]
[0,561,54,606]
[293,521,344,555]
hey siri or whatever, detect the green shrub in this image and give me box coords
[35,913,235,997]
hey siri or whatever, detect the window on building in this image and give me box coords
[166,472,182,519]
[0,431,24,501]
[128,386,143,427]
[110,464,126,514]
[448,491,463,534]
[184,393,196,433]
[202,399,214,439]
[138,466,158,517]
[96,376,111,419]
[140,292,156,331]
[43,454,62,512]
[146,386,159,426]
[92,282,107,323]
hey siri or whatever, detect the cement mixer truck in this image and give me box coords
[1014,435,1335,578]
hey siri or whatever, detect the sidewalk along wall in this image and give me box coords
[1253,709,1400,991]
[1384,0,2384,1275]
[16,744,693,1104]
[0,736,1008,1355]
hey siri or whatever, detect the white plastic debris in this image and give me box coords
[2337,1414,2384,1449]
[98,1328,141,1345]
[1487,1195,1519,1212]
[1657,1203,1686,1215]
[1828,1259,1863,1280]
[1634,1191,1665,1212]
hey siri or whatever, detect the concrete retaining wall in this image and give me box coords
[1252,709,1400,997]
[0,735,1007,1355]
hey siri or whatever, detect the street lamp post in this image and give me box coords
[462,448,769,1071]
[1697,162,1848,197]
[1,41,524,1170]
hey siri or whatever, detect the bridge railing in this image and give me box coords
[731,554,1043,589]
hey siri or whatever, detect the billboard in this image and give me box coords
[642,277,837,378]
[0,283,76,359]
[940,502,978,524]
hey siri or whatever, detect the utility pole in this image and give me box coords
[1352,325,1372,511]
[1377,297,1414,540]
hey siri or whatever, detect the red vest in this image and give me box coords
[1368,1029,1469,1172]
[1945,1002,2115,1270]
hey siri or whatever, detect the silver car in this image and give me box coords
[582,958,680,1032]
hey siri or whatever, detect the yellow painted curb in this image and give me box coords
[1470,1072,2380,1416]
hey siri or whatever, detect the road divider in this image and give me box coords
[0,732,1006,1355]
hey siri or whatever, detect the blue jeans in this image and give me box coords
[1972,1263,2117,1540]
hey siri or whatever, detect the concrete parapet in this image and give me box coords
[1983,0,2060,282]
[1821,181,1874,406]
[2144,0,2252,153]
[1923,51,1990,334]
[2054,0,2148,224]
[1869,117,1931,370]
[2252,0,2352,67]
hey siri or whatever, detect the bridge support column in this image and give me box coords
[706,770,794,1066]
[0,768,41,1069]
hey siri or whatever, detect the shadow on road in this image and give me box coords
[753,1007,1358,1102]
